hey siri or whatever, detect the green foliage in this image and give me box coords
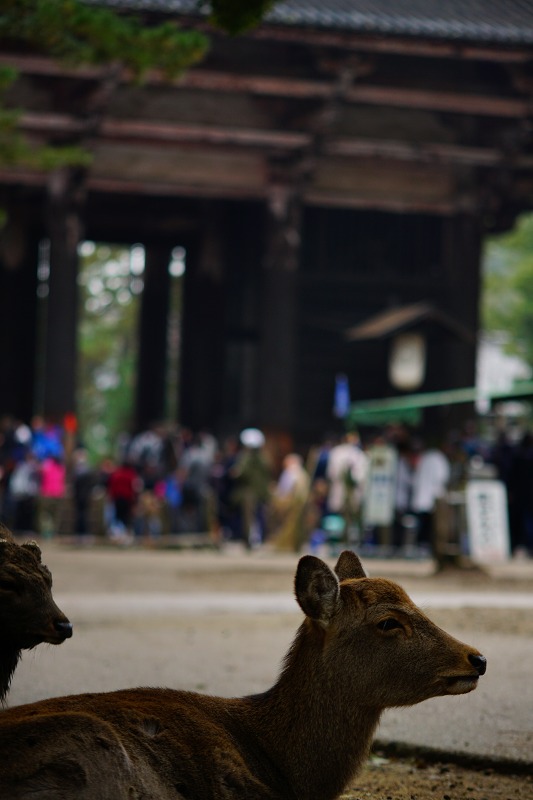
[0,0,209,172]
[77,242,186,462]
[482,212,533,364]
[208,0,276,35]
[0,0,208,80]
[0,72,93,169]
[0,114,93,169]
[0,1,278,173]
[0,65,17,90]
[77,243,140,461]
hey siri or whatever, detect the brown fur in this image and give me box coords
[0,550,485,800]
[0,524,72,703]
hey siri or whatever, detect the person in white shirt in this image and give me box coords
[326,431,368,517]
[411,442,450,552]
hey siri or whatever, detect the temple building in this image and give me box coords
[1,1,532,447]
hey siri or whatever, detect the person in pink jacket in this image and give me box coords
[39,456,66,536]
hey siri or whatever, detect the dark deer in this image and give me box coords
[0,551,485,800]
[0,525,72,703]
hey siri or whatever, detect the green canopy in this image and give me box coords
[347,381,533,427]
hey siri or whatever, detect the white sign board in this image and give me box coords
[466,479,510,563]
[364,445,398,527]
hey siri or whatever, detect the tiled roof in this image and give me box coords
[95,1,533,45]
[344,303,475,344]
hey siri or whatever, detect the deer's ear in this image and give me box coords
[21,541,42,562]
[334,550,366,581]
[0,523,13,542]
[295,555,340,624]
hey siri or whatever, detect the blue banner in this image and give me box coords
[333,373,351,418]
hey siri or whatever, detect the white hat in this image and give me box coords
[240,428,265,448]
[15,424,32,445]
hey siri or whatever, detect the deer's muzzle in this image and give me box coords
[443,651,487,695]
[468,653,487,675]
[38,618,73,645]
[54,620,74,641]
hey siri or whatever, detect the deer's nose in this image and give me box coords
[468,653,487,675]
[54,620,73,639]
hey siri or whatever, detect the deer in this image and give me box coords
[0,550,486,800]
[0,524,73,704]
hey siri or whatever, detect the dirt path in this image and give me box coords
[345,754,532,800]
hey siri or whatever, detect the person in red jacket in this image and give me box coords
[107,460,141,536]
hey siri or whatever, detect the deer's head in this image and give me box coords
[295,551,486,709]
[0,533,73,650]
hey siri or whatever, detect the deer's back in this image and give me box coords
[0,688,287,800]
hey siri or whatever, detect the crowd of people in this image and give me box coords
[0,416,69,538]
[0,413,532,558]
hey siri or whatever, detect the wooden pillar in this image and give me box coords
[179,209,226,431]
[0,205,39,420]
[424,213,482,433]
[441,214,482,388]
[135,243,172,429]
[43,168,86,421]
[258,184,302,446]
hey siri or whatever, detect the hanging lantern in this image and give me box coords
[388,332,426,391]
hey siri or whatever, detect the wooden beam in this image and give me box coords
[0,54,332,98]
[303,190,461,215]
[4,54,530,117]
[326,138,533,168]
[176,72,532,118]
[100,119,310,149]
[0,168,266,199]
[0,52,334,99]
[345,85,529,117]
[0,53,105,78]
[249,26,533,63]
[87,176,262,200]
[20,112,85,136]
[177,70,333,99]
[0,165,478,214]
[20,112,312,150]
[4,164,531,219]
[19,112,533,168]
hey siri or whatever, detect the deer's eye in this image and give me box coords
[377,618,403,632]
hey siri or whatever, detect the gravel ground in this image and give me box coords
[344,754,533,800]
